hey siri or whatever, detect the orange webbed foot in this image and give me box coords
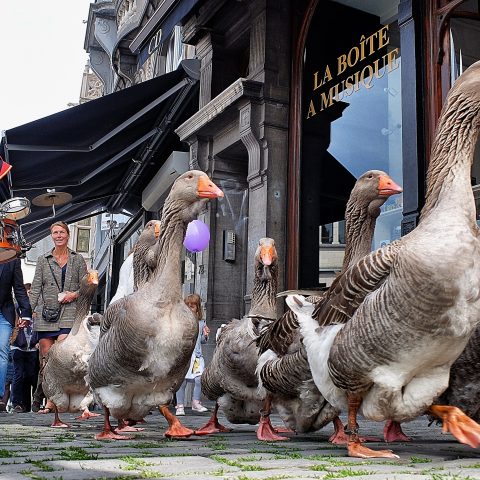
[383,420,412,443]
[429,405,480,448]
[95,431,134,440]
[348,440,399,459]
[256,416,289,441]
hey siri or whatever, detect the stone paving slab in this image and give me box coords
[1,409,480,479]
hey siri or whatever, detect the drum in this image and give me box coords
[0,219,21,263]
[0,197,31,221]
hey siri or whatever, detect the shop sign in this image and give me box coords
[306,25,400,119]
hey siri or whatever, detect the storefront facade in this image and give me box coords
[287,0,480,289]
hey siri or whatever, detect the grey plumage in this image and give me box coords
[256,170,402,433]
[42,271,99,414]
[88,171,220,423]
[201,238,278,424]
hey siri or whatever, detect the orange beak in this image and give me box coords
[378,175,403,196]
[260,245,274,266]
[197,176,224,199]
[88,271,99,286]
[154,222,161,239]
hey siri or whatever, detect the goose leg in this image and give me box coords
[256,395,288,441]
[428,405,480,448]
[75,407,101,420]
[383,420,411,443]
[95,406,134,440]
[51,404,70,428]
[329,416,381,444]
[159,405,194,438]
[328,417,382,445]
[116,418,145,432]
[195,403,231,435]
[346,394,398,458]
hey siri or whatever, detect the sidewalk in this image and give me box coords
[1,407,480,479]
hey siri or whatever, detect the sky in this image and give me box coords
[0,1,93,131]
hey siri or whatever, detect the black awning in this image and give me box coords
[1,59,199,243]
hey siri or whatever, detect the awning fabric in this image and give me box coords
[0,59,199,243]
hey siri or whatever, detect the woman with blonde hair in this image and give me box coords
[29,221,87,413]
[175,294,210,415]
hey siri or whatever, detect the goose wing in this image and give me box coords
[100,299,126,338]
[260,345,311,396]
[312,241,402,326]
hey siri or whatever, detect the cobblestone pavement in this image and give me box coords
[1,407,480,480]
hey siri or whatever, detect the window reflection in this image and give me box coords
[300,0,402,288]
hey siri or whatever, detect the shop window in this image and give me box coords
[76,228,91,253]
[300,0,402,288]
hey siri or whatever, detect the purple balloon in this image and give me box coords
[184,219,210,253]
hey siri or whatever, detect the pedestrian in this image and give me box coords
[28,221,87,414]
[175,294,210,415]
[0,259,32,412]
[10,283,40,413]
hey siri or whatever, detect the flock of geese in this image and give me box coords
[39,60,480,458]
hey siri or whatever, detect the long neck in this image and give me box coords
[151,201,188,302]
[133,244,153,290]
[342,203,378,272]
[421,89,480,222]
[70,286,95,335]
[248,263,278,320]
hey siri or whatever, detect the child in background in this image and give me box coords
[175,294,210,415]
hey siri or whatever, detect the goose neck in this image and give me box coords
[342,207,376,270]
[421,90,480,220]
[248,264,278,319]
[69,287,95,335]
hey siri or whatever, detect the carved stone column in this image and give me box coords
[239,100,269,305]
[197,34,215,108]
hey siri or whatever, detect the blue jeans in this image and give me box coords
[0,314,13,398]
[176,376,202,405]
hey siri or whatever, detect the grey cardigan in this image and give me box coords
[30,248,87,332]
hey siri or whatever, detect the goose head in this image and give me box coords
[167,170,224,222]
[349,170,403,219]
[255,237,278,282]
[82,270,99,290]
[141,220,161,243]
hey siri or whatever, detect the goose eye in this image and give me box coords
[187,174,194,179]
[368,174,373,179]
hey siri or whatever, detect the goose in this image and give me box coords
[109,220,161,305]
[42,270,99,428]
[196,238,279,437]
[100,220,161,339]
[87,170,223,440]
[288,60,480,458]
[256,171,403,442]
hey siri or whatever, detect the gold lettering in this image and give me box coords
[347,46,359,68]
[364,31,377,56]
[372,57,387,79]
[378,25,390,50]
[359,35,366,61]
[313,71,321,90]
[337,54,347,75]
[320,88,334,110]
[345,75,355,96]
[333,82,344,102]
[360,65,374,89]
[307,100,317,119]
[386,48,400,72]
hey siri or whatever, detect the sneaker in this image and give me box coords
[191,401,208,413]
[31,401,41,413]
[175,405,185,416]
[12,405,25,413]
[0,402,6,412]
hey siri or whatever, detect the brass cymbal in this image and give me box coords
[32,191,73,207]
